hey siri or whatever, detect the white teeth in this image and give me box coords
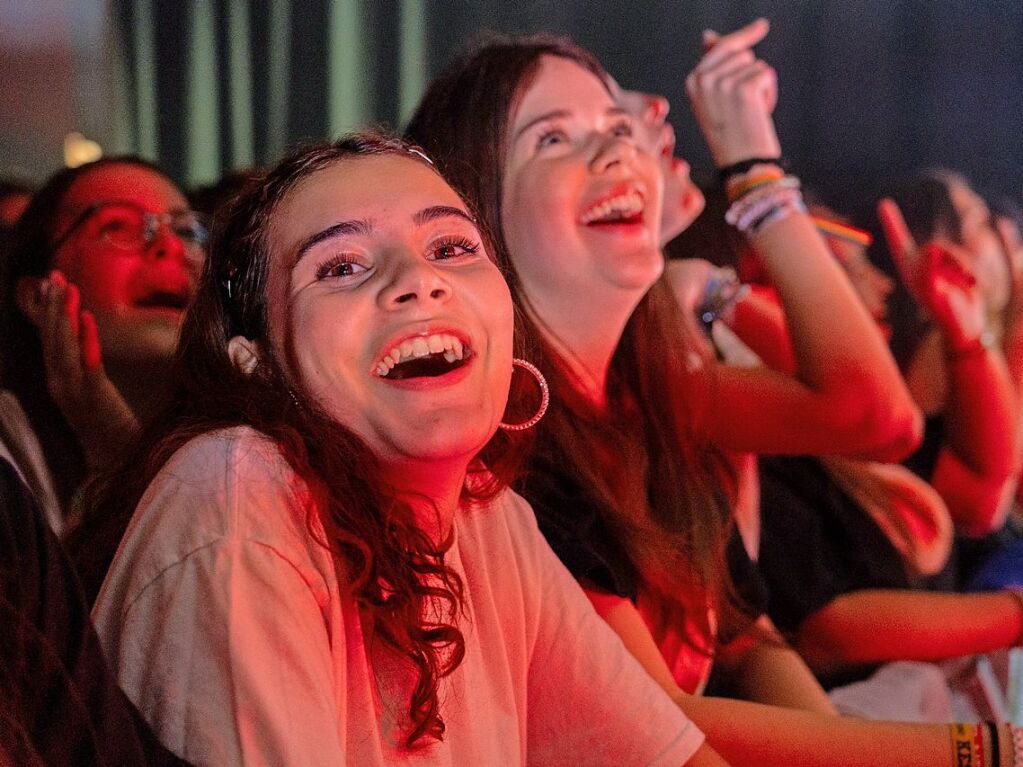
[372,333,468,376]
[411,338,430,358]
[580,191,644,224]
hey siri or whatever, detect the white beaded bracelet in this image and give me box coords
[724,176,805,236]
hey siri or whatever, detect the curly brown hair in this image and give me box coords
[70,133,528,747]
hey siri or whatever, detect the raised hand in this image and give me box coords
[878,198,986,349]
[685,18,781,167]
[30,270,139,468]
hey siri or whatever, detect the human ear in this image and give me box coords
[15,276,47,327]
[227,336,262,375]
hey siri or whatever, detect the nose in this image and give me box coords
[145,218,188,264]
[590,133,638,175]
[378,252,452,309]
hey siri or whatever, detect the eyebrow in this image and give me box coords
[511,105,631,144]
[293,219,371,264]
[291,206,477,265]
[413,205,476,226]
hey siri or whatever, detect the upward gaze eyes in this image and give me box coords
[535,117,634,151]
[312,235,481,283]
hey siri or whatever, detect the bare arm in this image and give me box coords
[676,693,954,767]
[930,345,1017,534]
[882,200,1018,534]
[715,614,837,714]
[584,583,957,766]
[795,589,1023,675]
[584,586,687,695]
[682,21,919,460]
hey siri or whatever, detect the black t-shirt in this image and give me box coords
[756,455,911,635]
[516,450,768,617]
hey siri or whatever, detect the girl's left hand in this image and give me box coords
[685,18,782,167]
[879,199,986,349]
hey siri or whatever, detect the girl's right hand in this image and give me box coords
[878,198,986,349]
[685,18,782,168]
[32,270,140,467]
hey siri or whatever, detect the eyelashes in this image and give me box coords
[430,235,480,260]
[311,235,481,282]
[535,117,635,151]
[314,253,366,281]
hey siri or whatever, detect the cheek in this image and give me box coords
[55,251,136,311]
[505,164,578,244]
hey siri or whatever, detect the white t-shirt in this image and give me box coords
[93,427,704,766]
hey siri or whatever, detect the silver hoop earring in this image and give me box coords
[499,358,550,431]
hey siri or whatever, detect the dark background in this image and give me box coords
[3,1,1021,210]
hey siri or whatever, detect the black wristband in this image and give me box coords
[717,156,785,182]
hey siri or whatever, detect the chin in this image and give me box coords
[390,420,497,466]
[613,250,665,291]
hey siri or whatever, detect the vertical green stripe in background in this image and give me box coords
[266,0,291,163]
[226,0,254,168]
[105,2,134,156]
[185,0,221,186]
[327,0,367,136]
[133,0,158,160]
[398,0,426,128]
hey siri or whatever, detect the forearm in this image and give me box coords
[726,286,796,374]
[943,344,1017,482]
[931,345,1018,533]
[751,211,912,421]
[674,693,953,767]
[796,590,1023,672]
[715,618,837,715]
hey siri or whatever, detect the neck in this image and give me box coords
[383,457,467,545]
[524,285,645,407]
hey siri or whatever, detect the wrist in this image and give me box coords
[950,723,1022,767]
[719,157,786,185]
[709,128,782,169]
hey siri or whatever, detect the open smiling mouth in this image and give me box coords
[374,334,473,380]
[580,190,645,226]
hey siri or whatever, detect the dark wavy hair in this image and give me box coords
[70,133,528,748]
[0,157,173,506]
[407,35,740,655]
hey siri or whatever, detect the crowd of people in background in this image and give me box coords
[3,16,1023,767]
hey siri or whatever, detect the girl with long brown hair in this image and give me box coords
[405,19,1023,767]
[86,134,720,765]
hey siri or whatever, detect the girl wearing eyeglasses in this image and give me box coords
[1,157,207,538]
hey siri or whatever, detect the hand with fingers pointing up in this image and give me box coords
[878,198,987,353]
[685,18,782,168]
